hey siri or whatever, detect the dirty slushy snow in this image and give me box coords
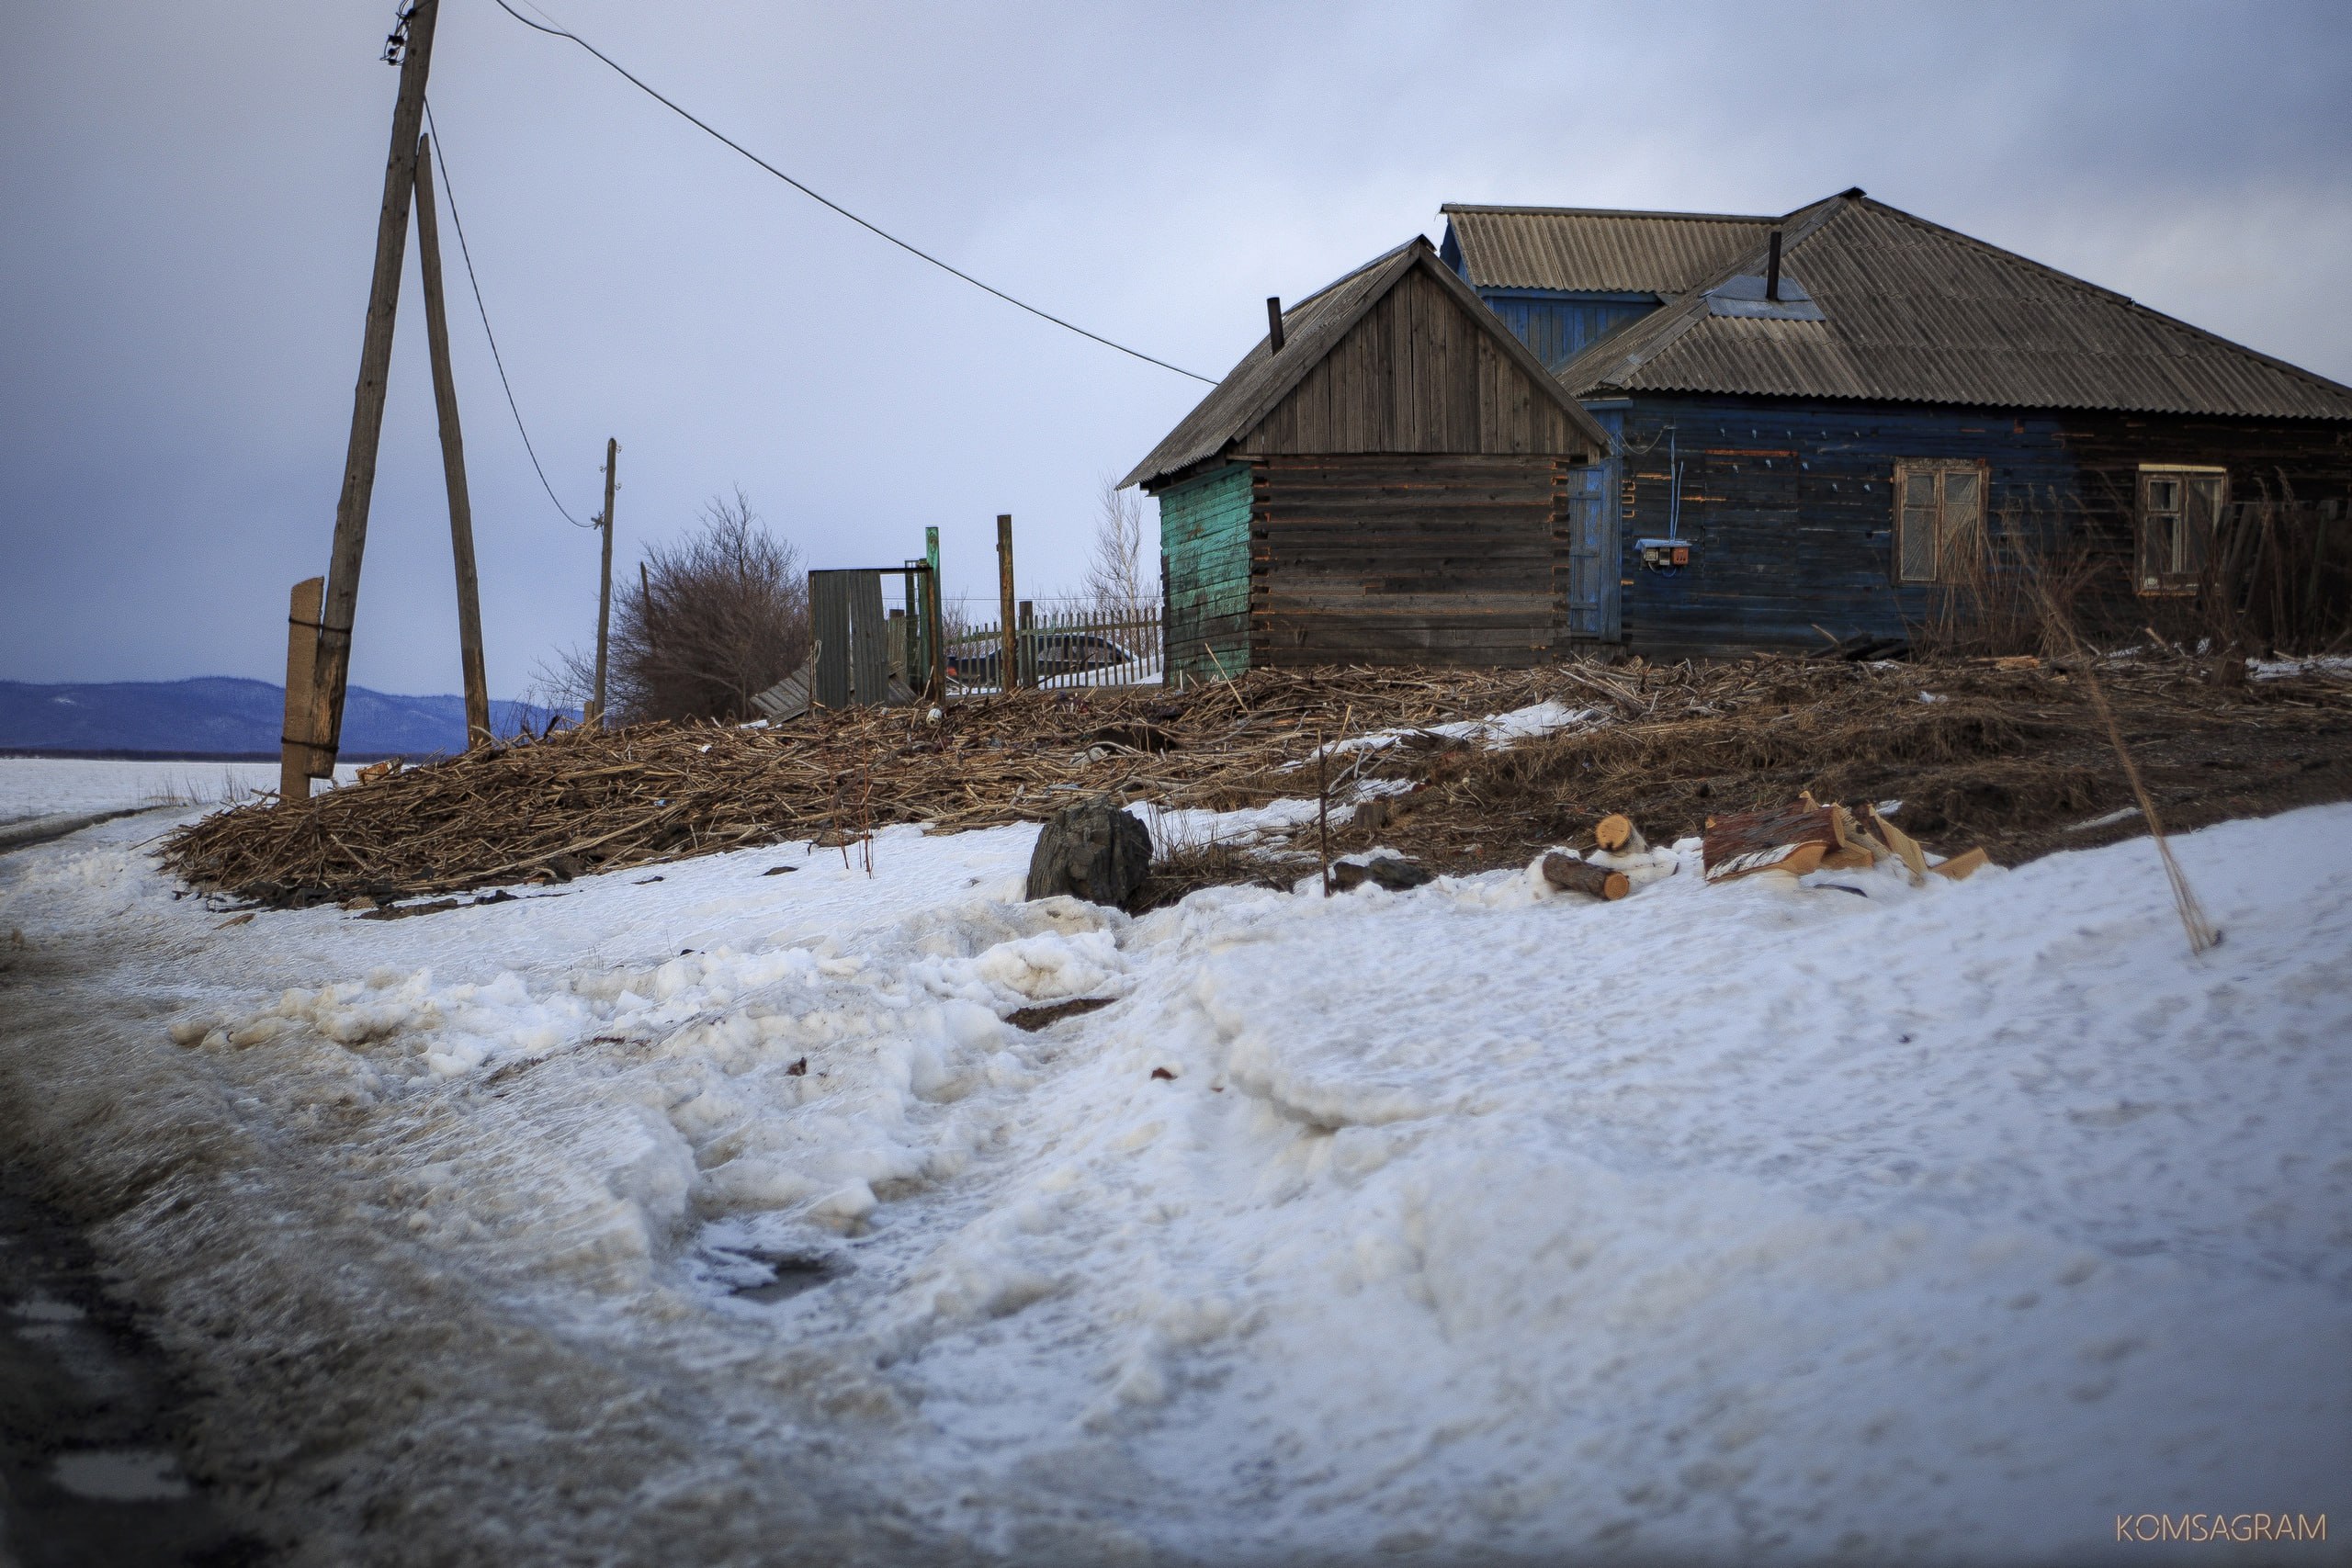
[0,794,2346,1563]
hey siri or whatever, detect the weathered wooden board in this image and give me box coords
[1249,453,1572,668]
[1159,461,1254,685]
[1236,267,1591,459]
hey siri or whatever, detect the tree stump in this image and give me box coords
[1594,814,1648,854]
[1025,798,1152,908]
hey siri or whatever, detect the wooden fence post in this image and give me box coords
[996,514,1017,694]
[280,576,327,804]
[922,526,944,703]
[592,439,617,726]
[1017,600,1035,688]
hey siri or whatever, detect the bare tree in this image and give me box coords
[1083,476,1155,623]
[534,489,809,726]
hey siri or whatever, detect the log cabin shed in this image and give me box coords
[1120,238,1614,683]
[1128,190,2352,671]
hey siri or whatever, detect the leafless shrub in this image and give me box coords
[2178,492,2352,658]
[1084,476,1155,624]
[532,490,810,726]
[1907,503,2107,659]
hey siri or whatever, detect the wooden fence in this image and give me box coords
[944,606,1164,692]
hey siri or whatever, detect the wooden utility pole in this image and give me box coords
[996,513,1017,693]
[412,132,491,749]
[592,439,618,726]
[303,0,440,780]
[279,577,327,802]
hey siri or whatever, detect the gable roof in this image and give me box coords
[1545,192,2352,421]
[1442,203,1777,295]
[1121,238,1611,491]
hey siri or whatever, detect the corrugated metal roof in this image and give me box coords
[1556,194,2352,422]
[1121,239,1610,491]
[1442,203,1776,294]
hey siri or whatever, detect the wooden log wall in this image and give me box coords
[1610,395,2352,658]
[1249,453,1570,668]
[1158,461,1254,686]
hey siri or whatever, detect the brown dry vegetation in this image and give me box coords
[1352,660,2352,876]
[162,657,2352,908]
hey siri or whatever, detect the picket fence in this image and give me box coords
[942,607,1164,692]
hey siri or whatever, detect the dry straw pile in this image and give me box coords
[161,656,2350,907]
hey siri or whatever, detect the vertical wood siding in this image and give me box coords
[1250,454,1571,668]
[1234,267,1591,458]
[1476,290,1659,373]
[1610,396,2352,657]
[1158,461,1255,685]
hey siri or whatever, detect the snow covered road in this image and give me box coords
[1,801,2346,1564]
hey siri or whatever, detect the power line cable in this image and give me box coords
[422,98,596,527]
[489,0,1216,384]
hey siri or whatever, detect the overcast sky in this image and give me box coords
[6,0,2347,698]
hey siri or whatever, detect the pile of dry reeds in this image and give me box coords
[160,656,2350,906]
[163,666,1591,903]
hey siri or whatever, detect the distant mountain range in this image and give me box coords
[0,678,573,758]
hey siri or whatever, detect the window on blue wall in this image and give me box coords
[2136,466,2225,595]
[1894,461,1986,583]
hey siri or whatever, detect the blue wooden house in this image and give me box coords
[1130,189,2352,669]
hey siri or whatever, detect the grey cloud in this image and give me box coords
[4,0,2346,694]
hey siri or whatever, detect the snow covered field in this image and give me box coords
[0,799,2346,1564]
[0,757,360,821]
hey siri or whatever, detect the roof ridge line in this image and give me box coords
[1441,202,1774,224]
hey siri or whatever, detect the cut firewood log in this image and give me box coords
[1702,801,1838,883]
[1818,802,1878,869]
[1540,852,1630,900]
[1593,813,1648,854]
[1929,846,1990,881]
[1707,841,1828,881]
[1863,805,1929,885]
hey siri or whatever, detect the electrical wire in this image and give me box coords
[422,99,596,528]
[489,0,1216,384]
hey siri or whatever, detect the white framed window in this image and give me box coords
[2137,466,2225,595]
[1893,461,1985,583]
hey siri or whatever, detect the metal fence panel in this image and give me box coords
[810,572,853,707]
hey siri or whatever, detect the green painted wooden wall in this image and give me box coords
[1157,460,1253,685]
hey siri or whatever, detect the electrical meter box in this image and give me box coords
[1634,537,1692,570]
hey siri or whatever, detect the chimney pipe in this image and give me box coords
[1765,231,1782,302]
[1266,296,1286,353]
